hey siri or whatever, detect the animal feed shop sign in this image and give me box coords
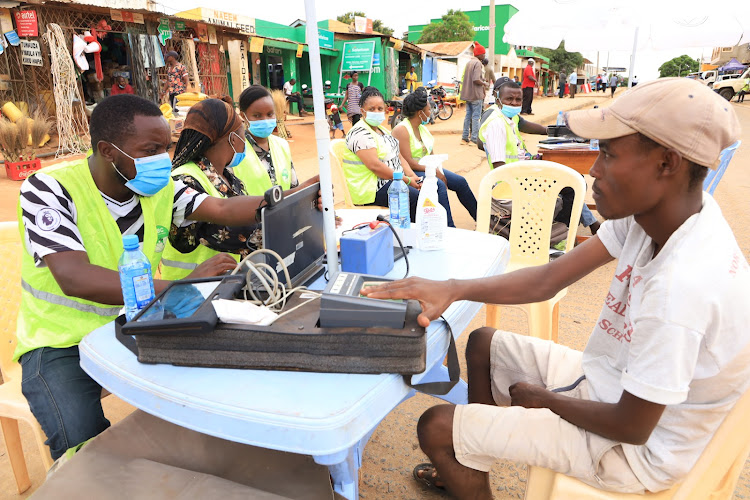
[21,40,42,66]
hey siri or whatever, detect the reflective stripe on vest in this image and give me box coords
[160,161,240,281]
[14,158,173,360]
[21,280,122,316]
[396,120,434,162]
[232,135,292,195]
[341,120,391,205]
[478,107,525,167]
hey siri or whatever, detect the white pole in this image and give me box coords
[627,27,638,88]
[488,0,495,70]
[304,0,338,274]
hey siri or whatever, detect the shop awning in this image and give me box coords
[257,36,338,57]
[514,48,550,63]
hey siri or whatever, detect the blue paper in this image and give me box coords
[4,31,19,46]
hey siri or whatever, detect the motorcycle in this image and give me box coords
[425,81,454,121]
[387,95,405,129]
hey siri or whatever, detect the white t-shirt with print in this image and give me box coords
[582,194,750,491]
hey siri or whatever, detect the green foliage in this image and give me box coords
[336,11,394,36]
[658,55,700,78]
[534,42,583,73]
[417,9,475,44]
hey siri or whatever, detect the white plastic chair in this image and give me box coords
[475,161,585,342]
[525,387,750,499]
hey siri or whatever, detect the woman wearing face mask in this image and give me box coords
[343,86,454,226]
[393,89,477,221]
[161,98,260,280]
[235,85,319,196]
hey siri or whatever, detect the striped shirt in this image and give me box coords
[346,125,403,191]
[346,83,362,115]
[20,172,207,267]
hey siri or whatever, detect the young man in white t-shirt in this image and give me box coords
[283,78,307,116]
[363,78,747,497]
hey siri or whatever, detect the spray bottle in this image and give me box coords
[415,155,449,251]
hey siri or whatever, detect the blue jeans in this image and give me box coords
[20,346,110,460]
[462,99,483,143]
[370,179,455,227]
[580,205,598,227]
[417,169,477,221]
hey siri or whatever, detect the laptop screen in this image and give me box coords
[260,183,325,288]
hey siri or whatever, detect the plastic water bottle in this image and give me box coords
[415,165,447,251]
[388,172,411,229]
[119,235,156,321]
[589,139,599,151]
[556,111,564,126]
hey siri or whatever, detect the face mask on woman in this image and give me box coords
[227,131,246,168]
[244,113,277,138]
[364,111,385,127]
[419,111,430,126]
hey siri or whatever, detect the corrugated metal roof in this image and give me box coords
[417,41,474,57]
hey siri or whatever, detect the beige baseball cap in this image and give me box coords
[566,78,741,169]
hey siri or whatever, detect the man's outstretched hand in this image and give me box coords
[509,382,553,409]
[360,277,456,328]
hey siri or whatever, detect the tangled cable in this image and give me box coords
[230,248,320,321]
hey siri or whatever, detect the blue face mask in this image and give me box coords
[227,131,246,168]
[364,111,385,127]
[419,111,430,126]
[110,144,171,197]
[500,105,522,119]
[246,117,277,138]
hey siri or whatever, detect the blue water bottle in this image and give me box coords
[119,235,155,321]
[388,172,411,229]
[556,111,564,126]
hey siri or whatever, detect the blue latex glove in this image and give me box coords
[162,284,205,319]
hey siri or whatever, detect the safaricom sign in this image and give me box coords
[473,26,490,31]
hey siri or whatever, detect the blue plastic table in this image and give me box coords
[79,228,509,499]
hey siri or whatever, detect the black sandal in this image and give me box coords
[413,463,446,492]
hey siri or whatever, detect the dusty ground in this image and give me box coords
[1,88,749,499]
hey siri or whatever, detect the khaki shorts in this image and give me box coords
[452,330,646,493]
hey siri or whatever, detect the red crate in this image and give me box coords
[5,158,41,181]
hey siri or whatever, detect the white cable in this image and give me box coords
[230,249,320,313]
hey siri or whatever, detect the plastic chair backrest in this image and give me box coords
[703,140,740,195]
[672,385,750,499]
[0,221,22,382]
[329,138,355,208]
[476,161,586,268]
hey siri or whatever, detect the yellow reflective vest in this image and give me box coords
[233,135,293,195]
[15,159,173,360]
[394,119,434,162]
[341,120,392,205]
[478,105,526,167]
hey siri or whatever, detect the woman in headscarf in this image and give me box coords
[342,86,454,226]
[161,98,261,280]
[393,88,477,221]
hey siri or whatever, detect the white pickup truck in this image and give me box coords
[713,67,750,100]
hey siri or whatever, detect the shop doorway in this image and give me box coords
[266,57,284,90]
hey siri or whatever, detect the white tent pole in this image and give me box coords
[304,0,338,274]
[628,27,638,88]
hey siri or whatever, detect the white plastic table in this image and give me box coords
[79,228,509,499]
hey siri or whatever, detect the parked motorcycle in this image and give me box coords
[425,80,454,121]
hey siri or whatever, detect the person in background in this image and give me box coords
[478,78,600,233]
[559,69,567,98]
[610,74,619,97]
[16,95,271,460]
[460,42,488,145]
[163,51,189,110]
[393,88,476,221]
[521,59,537,115]
[282,78,307,116]
[342,86,454,226]
[569,69,578,98]
[595,74,603,92]
[328,103,345,139]
[343,71,364,125]
[483,59,496,107]
[631,75,639,87]
[513,76,520,84]
[110,73,134,96]
[405,66,419,93]
[364,78,747,500]
[738,78,749,103]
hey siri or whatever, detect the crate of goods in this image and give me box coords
[6,158,42,181]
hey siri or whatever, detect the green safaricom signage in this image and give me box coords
[341,41,376,72]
